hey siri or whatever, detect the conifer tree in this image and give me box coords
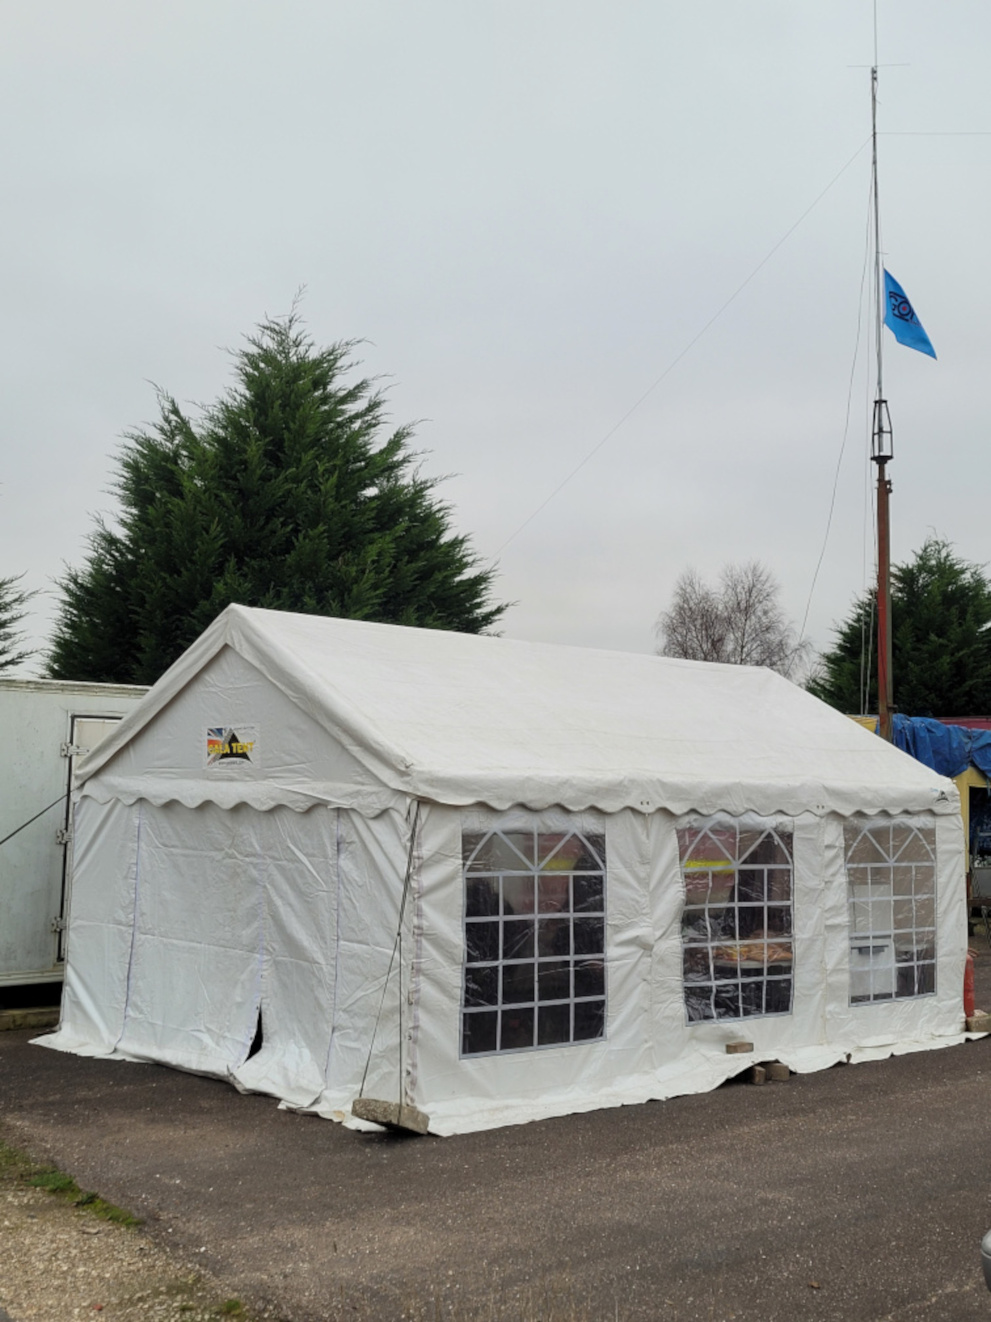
[809,536,991,717]
[0,574,33,672]
[48,315,506,684]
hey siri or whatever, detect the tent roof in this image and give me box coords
[77,605,957,817]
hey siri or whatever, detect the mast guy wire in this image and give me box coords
[797,169,874,649]
[494,137,871,557]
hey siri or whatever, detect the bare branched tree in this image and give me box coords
[657,568,726,662]
[656,560,809,678]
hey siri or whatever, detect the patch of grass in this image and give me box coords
[220,1302,246,1316]
[0,1138,31,1176]
[0,1139,141,1226]
[85,1196,141,1226]
[31,1167,140,1225]
[26,1169,76,1193]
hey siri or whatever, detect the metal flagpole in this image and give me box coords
[870,63,895,742]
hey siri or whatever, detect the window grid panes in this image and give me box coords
[678,822,794,1022]
[845,820,936,1005]
[461,826,606,1056]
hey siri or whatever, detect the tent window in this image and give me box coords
[678,822,794,1022]
[460,826,606,1056]
[844,820,936,1004]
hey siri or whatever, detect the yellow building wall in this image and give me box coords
[955,766,988,861]
[848,715,879,734]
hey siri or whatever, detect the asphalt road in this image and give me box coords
[3,956,991,1322]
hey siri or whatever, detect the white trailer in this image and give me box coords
[0,678,147,986]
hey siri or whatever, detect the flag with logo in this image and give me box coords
[883,270,936,359]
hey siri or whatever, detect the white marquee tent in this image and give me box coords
[40,605,969,1135]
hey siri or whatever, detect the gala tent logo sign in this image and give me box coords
[205,726,257,767]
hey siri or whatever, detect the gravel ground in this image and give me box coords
[0,1159,257,1321]
[1,946,991,1321]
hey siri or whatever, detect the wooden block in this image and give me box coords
[351,1098,430,1135]
[725,1041,754,1055]
[0,1007,59,1033]
[748,1065,766,1085]
[765,1062,791,1082]
[966,1013,991,1034]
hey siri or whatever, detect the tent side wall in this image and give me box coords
[48,795,416,1109]
[404,804,967,1135]
[406,805,661,1129]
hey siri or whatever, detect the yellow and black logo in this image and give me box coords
[206,727,255,765]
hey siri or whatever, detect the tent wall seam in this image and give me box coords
[113,801,144,1051]
[406,807,426,1106]
[323,806,344,1085]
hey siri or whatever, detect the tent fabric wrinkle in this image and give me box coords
[114,801,144,1052]
[37,605,969,1135]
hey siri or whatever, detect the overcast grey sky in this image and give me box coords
[3,1,990,673]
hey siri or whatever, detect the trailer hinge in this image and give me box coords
[50,916,66,934]
[55,827,72,846]
[60,742,86,758]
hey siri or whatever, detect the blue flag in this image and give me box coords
[883,270,936,359]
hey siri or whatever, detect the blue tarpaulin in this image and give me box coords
[892,714,991,778]
[970,731,991,777]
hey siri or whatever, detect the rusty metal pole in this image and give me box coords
[875,452,893,741]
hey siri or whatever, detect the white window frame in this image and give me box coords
[677,818,795,1023]
[844,818,937,1005]
[460,822,607,1057]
